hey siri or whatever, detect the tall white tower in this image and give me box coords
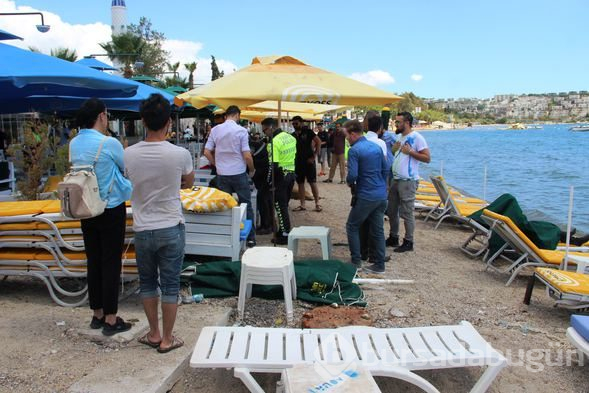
[111,0,127,36]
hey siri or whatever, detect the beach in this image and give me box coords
[0,181,587,393]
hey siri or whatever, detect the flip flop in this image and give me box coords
[138,333,161,349]
[292,206,306,212]
[314,205,323,212]
[157,336,184,354]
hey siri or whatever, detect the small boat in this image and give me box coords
[570,125,589,132]
[508,123,526,130]
[526,124,543,129]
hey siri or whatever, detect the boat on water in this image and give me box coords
[570,125,589,132]
[526,124,543,129]
[508,123,526,130]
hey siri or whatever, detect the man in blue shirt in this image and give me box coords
[345,120,389,274]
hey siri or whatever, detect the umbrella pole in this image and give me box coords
[271,101,281,246]
[561,186,574,270]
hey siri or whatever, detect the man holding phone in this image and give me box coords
[388,112,431,253]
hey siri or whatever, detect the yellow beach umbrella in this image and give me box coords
[246,101,348,115]
[175,55,401,109]
[240,110,324,123]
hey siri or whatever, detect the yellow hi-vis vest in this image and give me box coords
[268,131,296,172]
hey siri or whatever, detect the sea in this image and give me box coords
[419,124,589,233]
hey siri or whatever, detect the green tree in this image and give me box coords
[211,55,224,81]
[50,47,78,62]
[184,62,197,89]
[100,32,145,78]
[127,17,169,77]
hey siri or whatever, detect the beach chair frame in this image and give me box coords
[426,176,490,258]
[481,211,587,286]
[190,321,507,393]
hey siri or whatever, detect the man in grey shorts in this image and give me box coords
[387,112,431,253]
[124,94,194,353]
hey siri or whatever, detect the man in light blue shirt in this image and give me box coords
[345,120,389,274]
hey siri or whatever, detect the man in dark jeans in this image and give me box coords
[344,120,389,274]
[204,105,256,247]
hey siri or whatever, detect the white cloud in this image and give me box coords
[0,0,237,84]
[349,70,395,86]
[164,40,237,85]
[411,74,423,82]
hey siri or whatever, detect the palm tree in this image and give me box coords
[100,32,145,78]
[167,61,180,79]
[50,47,78,62]
[184,62,197,89]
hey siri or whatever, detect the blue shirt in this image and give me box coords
[346,137,388,201]
[380,130,397,176]
[69,129,132,208]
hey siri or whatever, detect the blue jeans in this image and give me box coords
[217,172,255,241]
[346,198,387,267]
[134,224,185,304]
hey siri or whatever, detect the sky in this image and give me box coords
[2,0,588,99]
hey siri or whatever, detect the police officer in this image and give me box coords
[261,118,296,245]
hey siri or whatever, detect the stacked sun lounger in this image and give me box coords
[0,200,137,306]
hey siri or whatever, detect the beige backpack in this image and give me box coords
[58,137,109,219]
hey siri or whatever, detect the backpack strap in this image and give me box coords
[92,136,109,168]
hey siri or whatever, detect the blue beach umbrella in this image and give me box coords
[0,29,23,41]
[0,76,175,114]
[0,43,137,101]
[75,57,118,71]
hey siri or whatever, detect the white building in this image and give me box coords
[111,0,127,35]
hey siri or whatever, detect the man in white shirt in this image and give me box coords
[388,112,431,253]
[204,105,256,246]
[124,93,194,353]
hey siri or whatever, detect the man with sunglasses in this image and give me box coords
[388,112,431,253]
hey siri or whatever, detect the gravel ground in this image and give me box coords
[1,181,588,393]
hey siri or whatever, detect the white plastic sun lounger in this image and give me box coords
[191,321,506,393]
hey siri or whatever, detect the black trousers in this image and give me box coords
[274,172,295,236]
[81,202,126,315]
[360,220,372,260]
[257,183,273,230]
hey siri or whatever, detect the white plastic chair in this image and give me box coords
[288,226,332,260]
[238,247,296,321]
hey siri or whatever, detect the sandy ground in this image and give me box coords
[1,181,588,393]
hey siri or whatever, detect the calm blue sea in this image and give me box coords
[419,124,589,233]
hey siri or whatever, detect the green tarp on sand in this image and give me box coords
[180,259,365,306]
[468,193,561,254]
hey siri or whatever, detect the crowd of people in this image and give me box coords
[67,93,431,351]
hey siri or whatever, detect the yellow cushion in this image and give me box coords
[456,203,483,216]
[416,194,441,202]
[536,268,589,296]
[536,249,586,265]
[40,200,62,214]
[0,201,53,216]
[180,187,238,213]
[0,222,39,230]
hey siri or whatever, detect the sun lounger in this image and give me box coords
[482,210,588,286]
[423,176,489,257]
[0,247,137,307]
[191,321,506,393]
[523,256,589,310]
[567,315,589,363]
